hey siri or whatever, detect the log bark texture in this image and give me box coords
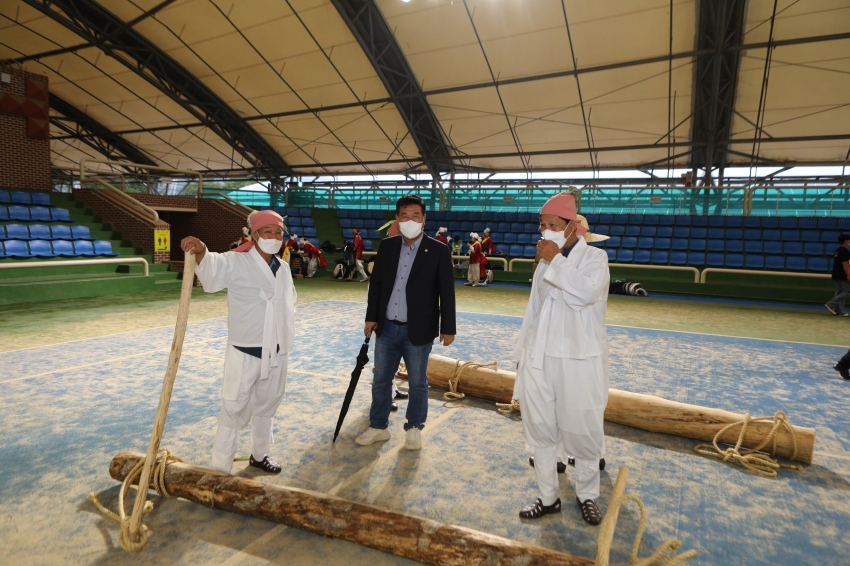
[110,451,592,566]
[400,354,815,464]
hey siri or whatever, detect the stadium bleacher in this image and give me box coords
[0,191,119,259]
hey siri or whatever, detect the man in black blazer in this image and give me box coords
[356,195,456,451]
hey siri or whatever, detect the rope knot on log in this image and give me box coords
[693,411,803,477]
[496,399,521,414]
[89,448,184,552]
[444,360,497,401]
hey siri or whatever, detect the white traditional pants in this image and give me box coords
[467,262,480,283]
[355,259,368,280]
[517,349,608,503]
[211,346,289,473]
[307,257,318,277]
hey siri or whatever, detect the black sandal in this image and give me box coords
[576,497,602,525]
[249,454,282,474]
[519,497,561,519]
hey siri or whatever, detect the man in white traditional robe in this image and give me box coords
[180,210,296,474]
[514,193,609,525]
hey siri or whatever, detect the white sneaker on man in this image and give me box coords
[355,427,391,445]
[404,428,422,451]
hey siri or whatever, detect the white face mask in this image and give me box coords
[541,226,575,250]
[256,237,282,254]
[399,219,423,239]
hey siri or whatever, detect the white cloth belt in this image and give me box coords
[259,288,280,381]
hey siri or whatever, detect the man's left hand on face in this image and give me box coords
[440,334,455,347]
[536,239,560,262]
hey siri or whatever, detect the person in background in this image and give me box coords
[300,237,320,278]
[833,349,850,380]
[825,234,850,316]
[466,232,483,287]
[351,228,369,282]
[435,227,449,244]
[481,227,496,255]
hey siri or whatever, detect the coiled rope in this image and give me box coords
[88,449,184,552]
[444,359,497,401]
[693,411,802,477]
[598,493,697,566]
[496,399,521,415]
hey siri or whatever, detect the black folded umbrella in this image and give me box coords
[333,335,371,443]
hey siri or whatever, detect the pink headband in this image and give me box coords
[540,193,587,235]
[233,210,285,252]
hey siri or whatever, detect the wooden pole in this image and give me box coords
[398,354,815,464]
[127,252,196,542]
[110,451,593,566]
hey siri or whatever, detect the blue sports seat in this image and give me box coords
[509,244,523,257]
[0,190,10,203]
[834,219,850,231]
[707,240,725,252]
[783,242,803,255]
[510,223,524,233]
[30,193,52,207]
[674,215,691,226]
[459,221,472,232]
[673,227,690,239]
[457,211,471,221]
[5,224,30,240]
[760,217,779,229]
[497,222,511,233]
[743,229,762,240]
[801,230,820,242]
[654,237,671,249]
[493,212,507,222]
[517,233,531,245]
[606,236,621,248]
[28,224,51,240]
[786,256,806,271]
[671,238,688,251]
[745,241,763,254]
[708,216,725,227]
[640,226,657,237]
[93,240,119,256]
[301,217,315,227]
[687,252,705,266]
[523,245,537,258]
[743,217,761,228]
[304,227,318,238]
[726,240,744,253]
[643,214,659,226]
[689,239,706,251]
[599,214,614,224]
[745,255,765,269]
[621,236,637,249]
[725,254,744,268]
[781,230,801,241]
[690,227,707,239]
[617,249,634,262]
[822,231,839,243]
[10,191,31,204]
[362,239,373,251]
[637,237,654,249]
[763,241,782,255]
[71,225,95,240]
[339,219,352,228]
[761,229,780,240]
[531,233,542,244]
[692,216,708,227]
[336,209,349,218]
[656,226,673,238]
[299,208,311,217]
[4,240,32,258]
[706,253,724,267]
[629,214,644,225]
[818,218,838,230]
[50,208,74,222]
[804,242,824,256]
[766,256,785,270]
[651,251,668,264]
[447,221,461,232]
[503,233,517,244]
[624,226,641,237]
[51,240,78,257]
[808,257,829,272]
[613,214,629,225]
[8,205,30,221]
[669,252,687,265]
[779,217,798,229]
[288,217,302,227]
[74,241,98,256]
[726,228,743,240]
[50,225,72,240]
[342,228,354,239]
[524,223,538,233]
[595,225,610,235]
[725,216,743,228]
[584,213,599,223]
[798,218,817,230]
[605,249,617,262]
[659,216,675,227]
[707,228,725,240]
[28,240,57,257]
[609,225,626,237]
[490,233,502,244]
[0,206,7,220]
[634,250,651,263]
[469,212,483,221]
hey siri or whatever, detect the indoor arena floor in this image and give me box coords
[1,286,849,565]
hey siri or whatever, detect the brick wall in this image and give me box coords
[0,67,51,191]
[74,188,171,263]
[128,193,198,211]
[161,199,249,261]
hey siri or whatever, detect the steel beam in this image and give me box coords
[22,0,293,180]
[49,94,157,169]
[330,0,455,177]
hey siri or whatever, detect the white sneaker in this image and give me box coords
[404,428,422,451]
[355,427,391,446]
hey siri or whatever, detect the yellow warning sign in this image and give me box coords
[154,229,171,252]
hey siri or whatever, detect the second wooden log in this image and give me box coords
[398,354,815,464]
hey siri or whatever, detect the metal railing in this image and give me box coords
[85,178,160,222]
[204,191,253,213]
[0,257,149,276]
[608,263,701,283]
[699,268,831,284]
[80,158,204,196]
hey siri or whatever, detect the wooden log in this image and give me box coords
[399,354,816,464]
[110,451,592,566]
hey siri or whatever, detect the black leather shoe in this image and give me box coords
[577,497,602,525]
[834,363,850,380]
[528,456,566,474]
[390,402,398,412]
[394,390,409,399]
[248,454,282,474]
[519,497,561,519]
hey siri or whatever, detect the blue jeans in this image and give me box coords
[370,319,432,431]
